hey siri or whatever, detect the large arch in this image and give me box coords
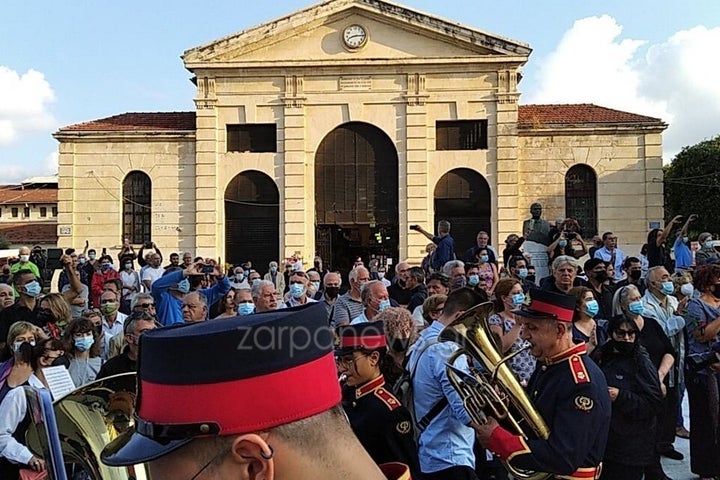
[565,164,598,237]
[225,170,279,268]
[434,168,491,260]
[314,122,399,273]
[122,171,152,244]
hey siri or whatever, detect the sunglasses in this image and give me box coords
[136,303,155,309]
[614,329,637,338]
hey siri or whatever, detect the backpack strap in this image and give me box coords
[409,338,449,432]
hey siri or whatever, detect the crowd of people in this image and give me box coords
[1,205,720,480]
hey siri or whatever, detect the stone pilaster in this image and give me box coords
[405,73,430,263]
[283,75,308,263]
[194,76,219,258]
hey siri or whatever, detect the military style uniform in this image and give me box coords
[343,374,420,478]
[488,343,611,480]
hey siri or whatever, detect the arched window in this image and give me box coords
[565,165,597,237]
[123,171,151,244]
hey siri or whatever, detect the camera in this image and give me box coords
[687,342,720,371]
[201,264,215,274]
[564,230,577,240]
[409,225,420,231]
[144,241,153,249]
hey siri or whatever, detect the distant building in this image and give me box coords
[0,177,58,248]
[54,0,666,270]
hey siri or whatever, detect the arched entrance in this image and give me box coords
[434,168,491,260]
[225,171,279,268]
[315,122,398,273]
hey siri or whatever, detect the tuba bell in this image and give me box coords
[439,301,551,480]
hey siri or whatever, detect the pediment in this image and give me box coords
[183,0,531,68]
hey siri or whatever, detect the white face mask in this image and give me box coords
[680,283,694,297]
[19,255,29,263]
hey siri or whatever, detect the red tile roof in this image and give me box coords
[518,104,664,127]
[0,186,57,205]
[0,223,57,245]
[58,112,196,132]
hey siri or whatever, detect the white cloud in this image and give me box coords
[0,66,56,145]
[525,16,720,161]
[0,151,58,184]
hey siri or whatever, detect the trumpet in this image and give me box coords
[439,302,551,480]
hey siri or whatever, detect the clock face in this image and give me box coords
[342,24,367,49]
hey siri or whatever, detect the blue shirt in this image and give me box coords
[408,320,474,473]
[152,270,231,326]
[432,234,455,271]
[593,246,626,281]
[673,236,693,269]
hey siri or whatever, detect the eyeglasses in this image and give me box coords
[81,308,101,316]
[335,353,369,368]
[136,303,155,309]
[614,329,637,338]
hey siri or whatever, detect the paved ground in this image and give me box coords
[662,396,694,480]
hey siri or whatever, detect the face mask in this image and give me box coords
[680,283,694,297]
[610,339,634,355]
[517,268,528,279]
[176,278,191,294]
[74,335,95,352]
[238,303,255,316]
[36,310,55,324]
[468,274,480,286]
[706,240,714,249]
[660,281,675,296]
[270,266,277,274]
[78,258,87,264]
[391,337,411,353]
[682,236,689,244]
[101,303,118,315]
[289,283,306,299]
[311,281,321,291]
[526,274,536,283]
[628,300,644,316]
[101,263,111,271]
[629,270,642,281]
[378,299,391,312]
[712,284,720,299]
[50,355,70,369]
[452,276,467,289]
[88,254,96,260]
[378,272,385,279]
[584,299,599,318]
[325,286,340,299]
[19,255,29,263]
[480,255,489,263]
[594,270,608,282]
[314,262,321,269]
[23,280,42,298]
[13,340,36,353]
[558,240,568,248]
[94,324,102,336]
[511,293,526,307]
[397,279,406,288]
[234,274,245,282]
[124,263,133,270]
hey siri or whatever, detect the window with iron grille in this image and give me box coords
[436,120,488,150]
[227,124,277,152]
[123,171,152,244]
[565,165,598,237]
[40,207,47,217]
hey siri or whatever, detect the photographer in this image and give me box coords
[547,218,587,265]
[410,221,454,273]
[150,261,230,326]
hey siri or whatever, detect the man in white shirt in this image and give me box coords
[141,253,164,290]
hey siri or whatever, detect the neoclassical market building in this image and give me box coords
[55,0,666,271]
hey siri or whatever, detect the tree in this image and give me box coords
[664,135,720,238]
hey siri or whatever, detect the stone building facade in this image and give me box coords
[55,0,666,271]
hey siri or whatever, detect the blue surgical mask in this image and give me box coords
[378,299,391,312]
[628,300,644,316]
[660,281,675,296]
[584,300,599,318]
[176,278,191,294]
[518,268,528,279]
[312,281,321,291]
[468,274,480,286]
[480,255,489,263]
[74,336,94,352]
[706,240,714,249]
[558,240,568,248]
[124,263,133,270]
[23,280,41,298]
[234,273,245,282]
[682,236,689,244]
[270,266,278,274]
[238,302,255,316]
[88,253,96,260]
[289,283,306,299]
[511,293,526,307]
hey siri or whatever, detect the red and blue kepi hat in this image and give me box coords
[335,323,387,356]
[101,302,340,466]
[513,288,576,323]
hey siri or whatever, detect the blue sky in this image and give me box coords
[1,0,719,182]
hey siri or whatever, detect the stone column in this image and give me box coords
[194,76,219,258]
[405,73,430,264]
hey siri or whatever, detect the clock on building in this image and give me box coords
[342,24,368,50]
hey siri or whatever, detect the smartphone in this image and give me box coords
[410,225,420,231]
[201,264,215,274]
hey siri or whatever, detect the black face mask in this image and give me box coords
[36,311,55,325]
[712,284,720,299]
[398,279,406,288]
[629,270,642,281]
[325,287,340,299]
[610,340,634,356]
[94,324,103,336]
[50,355,70,369]
[17,342,33,364]
[594,271,609,282]
[391,337,411,353]
[526,275,536,283]
[314,262,321,269]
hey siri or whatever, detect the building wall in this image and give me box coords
[56,135,197,254]
[0,203,57,222]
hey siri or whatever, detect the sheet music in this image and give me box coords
[42,366,76,399]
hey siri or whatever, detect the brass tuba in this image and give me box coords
[25,372,148,480]
[439,302,551,480]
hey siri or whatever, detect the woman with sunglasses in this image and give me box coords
[611,284,675,480]
[0,338,66,479]
[593,314,663,480]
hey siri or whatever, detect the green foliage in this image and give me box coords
[664,135,720,237]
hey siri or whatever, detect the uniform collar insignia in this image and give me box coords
[545,342,587,365]
[355,374,385,399]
